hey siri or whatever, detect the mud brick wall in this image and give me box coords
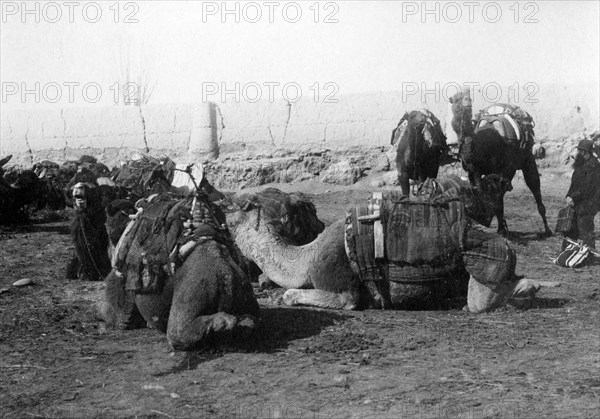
[1,84,598,167]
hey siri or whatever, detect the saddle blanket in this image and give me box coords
[114,193,222,294]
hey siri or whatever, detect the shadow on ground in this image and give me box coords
[154,307,351,376]
[507,230,554,245]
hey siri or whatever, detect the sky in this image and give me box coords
[1,0,599,108]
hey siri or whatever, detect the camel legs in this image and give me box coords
[397,170,411,197]
[494,195,510,237]
[521,155,552,236]
[166,243,259,350]
[134,284,174,332]
[100,269,152,330]
[283,289,358,310]
[168,310,256,351]
[466,275,540,313]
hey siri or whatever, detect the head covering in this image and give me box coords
[577,139,595,154]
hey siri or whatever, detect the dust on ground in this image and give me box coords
[1,167,599,418]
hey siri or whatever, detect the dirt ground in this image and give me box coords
[1,165,599,419]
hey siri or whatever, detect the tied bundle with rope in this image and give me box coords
[112,154,176,198]
[419,175,509,228]
[383,191,468,282]
[345,187,469,284]
[346,180,518,290]
[552,236,598,268]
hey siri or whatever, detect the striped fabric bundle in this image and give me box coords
[553,243,590,268]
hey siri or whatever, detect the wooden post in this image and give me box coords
[372,192,384,258]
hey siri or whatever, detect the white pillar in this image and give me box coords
[189,102,219,161]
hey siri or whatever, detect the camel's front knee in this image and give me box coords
[101,270,145,329]
[466,275,512,314]
[167,312,257,351]
[467,276,541,313]
[135,293,171,332]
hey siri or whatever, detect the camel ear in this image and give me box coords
[398,112,409,125]
[0,155,12,167]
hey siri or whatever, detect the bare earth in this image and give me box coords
[1,166,599,419]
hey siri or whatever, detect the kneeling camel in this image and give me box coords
[228,179,539,313]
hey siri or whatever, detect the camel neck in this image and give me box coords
[452,105,475,140]
[230,211,323,289]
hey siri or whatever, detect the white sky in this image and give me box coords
[1,0,599,108]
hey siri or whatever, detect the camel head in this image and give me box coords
[197,175,226,203]
[479,174,513,204]
[449,87,472,108]
[225,191,292,240]
[469,174,512,226]
[33,160,60,179]
[72,182,102,213]
[80,162,110,179]
[143,166,173,196]
[226,188,325,246]
[9,169,39,190]
[449,88,474,138]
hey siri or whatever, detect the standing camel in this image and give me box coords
[449,88,552,236]
[391,109,449,196]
